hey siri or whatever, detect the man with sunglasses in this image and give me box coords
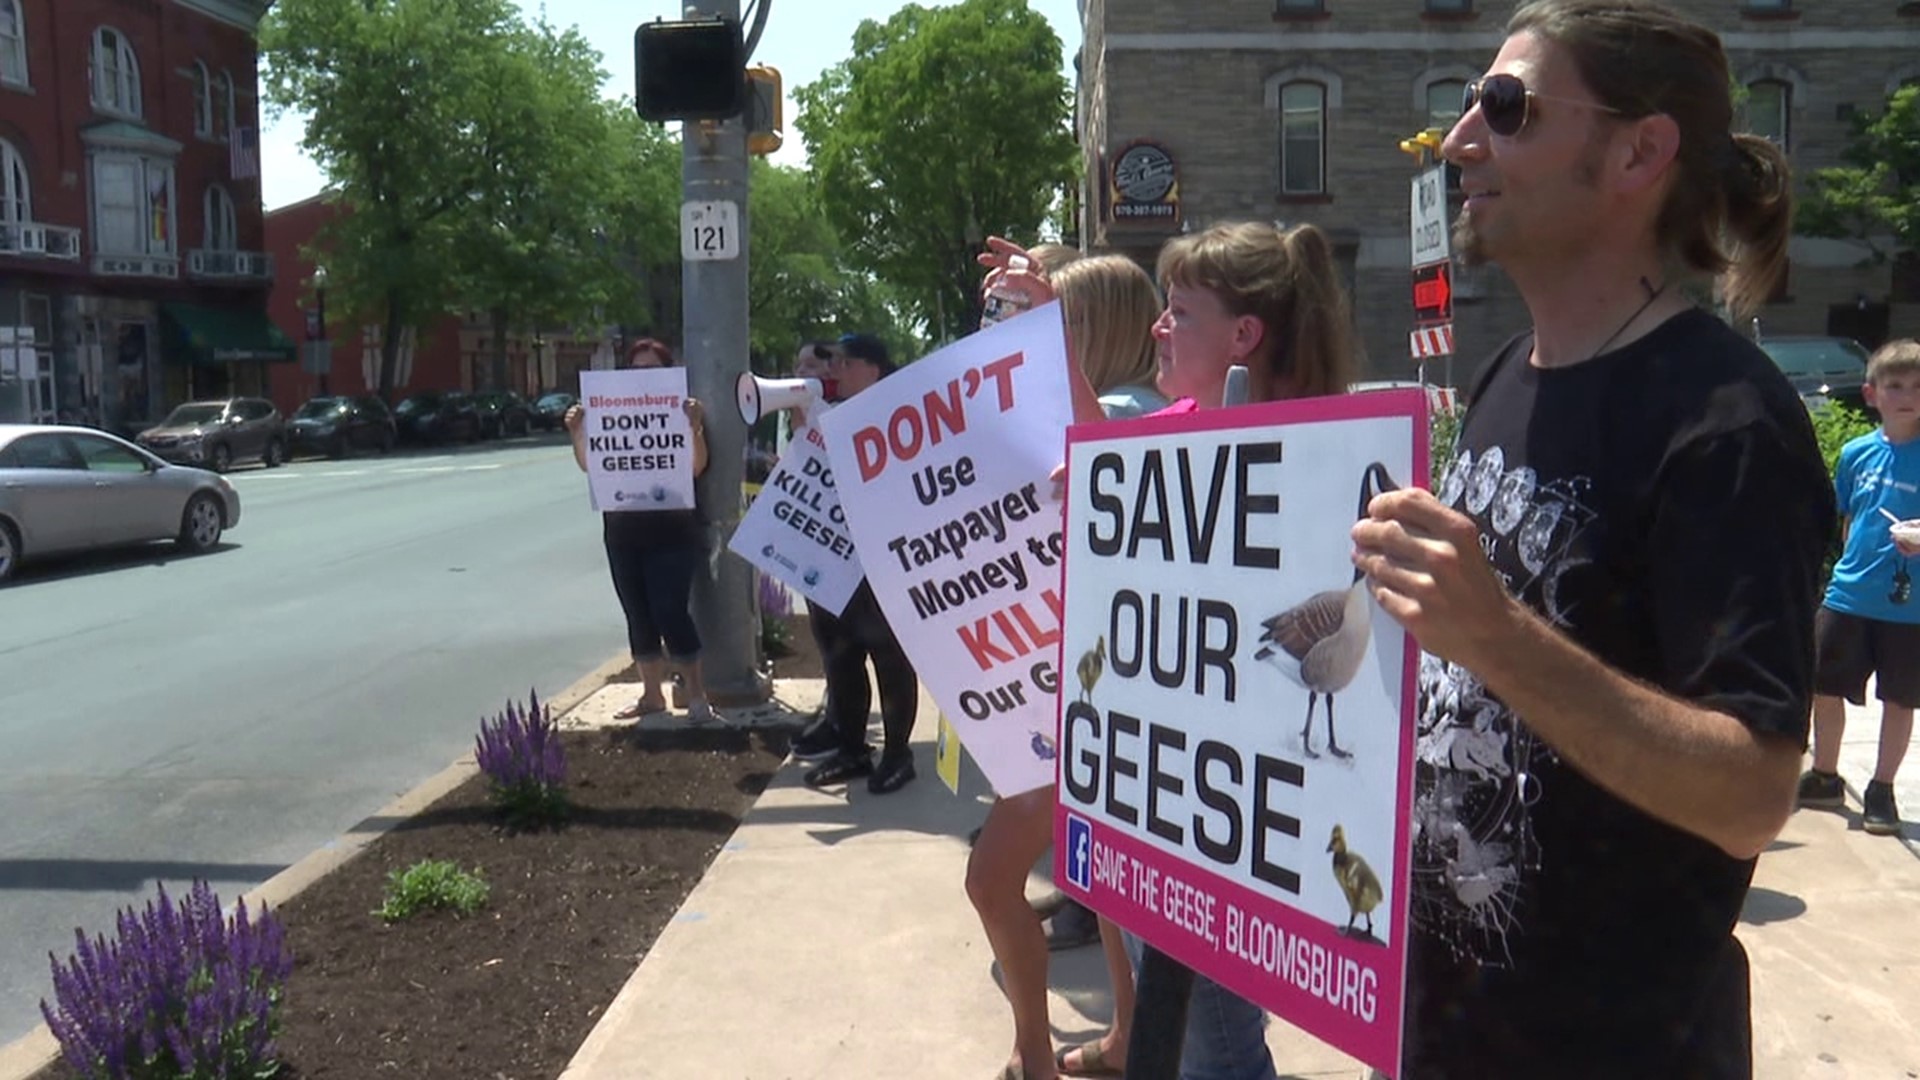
[1351,1,1834,1076]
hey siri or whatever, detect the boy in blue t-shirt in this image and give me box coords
[1800,338,1920,835]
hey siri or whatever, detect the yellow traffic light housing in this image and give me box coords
[747,66,783,156]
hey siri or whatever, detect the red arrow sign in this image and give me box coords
[1412,262,1453,322]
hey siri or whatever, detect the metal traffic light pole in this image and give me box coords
[676,0,772,706]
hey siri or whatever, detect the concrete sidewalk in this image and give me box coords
[559,685,1920,1080]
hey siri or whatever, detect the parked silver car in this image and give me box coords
[0,424,241,584]
[136,397,288,472]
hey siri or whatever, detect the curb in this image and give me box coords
[0,650,637,1080]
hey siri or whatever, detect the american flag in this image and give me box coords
[230,125,259,180]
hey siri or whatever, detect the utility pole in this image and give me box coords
[679,0,767,706]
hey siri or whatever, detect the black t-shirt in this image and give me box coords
[1402,310,1834,1078]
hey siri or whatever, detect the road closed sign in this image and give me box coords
[1409,166,1449,269]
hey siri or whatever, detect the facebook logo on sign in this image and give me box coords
[1064,814,1093,892]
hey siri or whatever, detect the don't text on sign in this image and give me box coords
[818,304,1075,796]
[1055,391,1429,1076]
[578,367,697,513]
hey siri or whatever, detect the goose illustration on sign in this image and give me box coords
[1255,463,1400,759]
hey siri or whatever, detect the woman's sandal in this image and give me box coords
[1055,1042,1123,1078]
[614,696,668,721]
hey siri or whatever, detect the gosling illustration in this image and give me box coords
[1254,463,1399,759]
[1076,635,1106,704]
[1328,824,1384,943]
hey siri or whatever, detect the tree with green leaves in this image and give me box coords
[793,0,1078,343]
[747,161,922,367]
[1798,83,1920,270]
[444,20,682,389]
[261,0,524,399]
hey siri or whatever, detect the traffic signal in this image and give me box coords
[633,17,747,123]
[746,66,783,156]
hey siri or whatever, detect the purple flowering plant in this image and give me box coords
[474,690,568,826]
[40,879,291,1080]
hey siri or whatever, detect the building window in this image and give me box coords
[1426,79,1465,135]
[215,69,234,141]
[1279,82,1326,195]
[1,139,26,224]
[1745,79,1791,148]
[1425,0,1472,11]
[1275,0,1326,13]
[0,0,26,86]
[91,27,142,117]
[203,185,236,250]
[192,61,212,137]
[92,155,173,256]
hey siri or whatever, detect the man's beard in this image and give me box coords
[1453,213,1489,268]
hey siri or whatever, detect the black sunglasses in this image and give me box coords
[1462,73,1625,138]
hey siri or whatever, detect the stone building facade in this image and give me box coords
[1075,0,1920,389]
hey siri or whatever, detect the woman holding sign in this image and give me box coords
[974,223,1358,1080]
[564,339,719,725]
[962,252,1166,1080]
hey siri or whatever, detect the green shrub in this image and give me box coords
[1808,400,1875,476]
[761,613,794,659]
[1429,402,1464,487]
[376,860,489,923]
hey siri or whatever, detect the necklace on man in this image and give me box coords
[1586,275,1669,362]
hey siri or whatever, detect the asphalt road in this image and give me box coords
[0,436,631,1044]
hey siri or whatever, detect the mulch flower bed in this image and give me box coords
[31,625,831,1080]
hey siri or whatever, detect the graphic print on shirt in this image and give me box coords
[1413,444,1599,966]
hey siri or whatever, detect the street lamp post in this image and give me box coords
[532,335,547,397]
[312,264,331,397]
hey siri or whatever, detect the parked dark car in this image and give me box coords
[134,397,286,472]
[474,390,534,439]
[393,391,483,445]
[531,391,576,432]
[288,396,398,458]
[1759,335,1872,414]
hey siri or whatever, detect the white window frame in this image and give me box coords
[192,60,212,137]
[91,27,142,118]
[1,138,26,224]
[215,68,234,142]
[0,0,27,88]
[203,184,236,250]
[91,153,174,257]
[1279,81,1327,196]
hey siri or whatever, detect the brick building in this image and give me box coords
[262,194,614,419]
[1075,0,1920,389]
[0,0,291,432]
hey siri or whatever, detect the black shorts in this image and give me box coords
[1813,607,1920,708]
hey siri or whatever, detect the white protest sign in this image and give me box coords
[728,419,864,615]
[579,367,696,513]
[1054,391,1427,1077]
[819,305,1075,796]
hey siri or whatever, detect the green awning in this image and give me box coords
[161,303,297,365]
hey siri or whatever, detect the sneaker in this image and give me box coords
[1796,769,1845,809]
[791,718,841,762]
[867,752,917,795]
[1044,898,1102,951]
[803,748,874,788]
[1862,780,1903,836]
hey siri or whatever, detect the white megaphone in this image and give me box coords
[735,373,825,425]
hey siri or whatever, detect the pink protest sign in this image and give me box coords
[1053,389,1427,1075]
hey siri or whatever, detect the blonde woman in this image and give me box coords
[965,251,1174,1080]
[979,222,1360,1080]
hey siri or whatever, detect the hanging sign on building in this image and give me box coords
[1109,140,1181,224]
